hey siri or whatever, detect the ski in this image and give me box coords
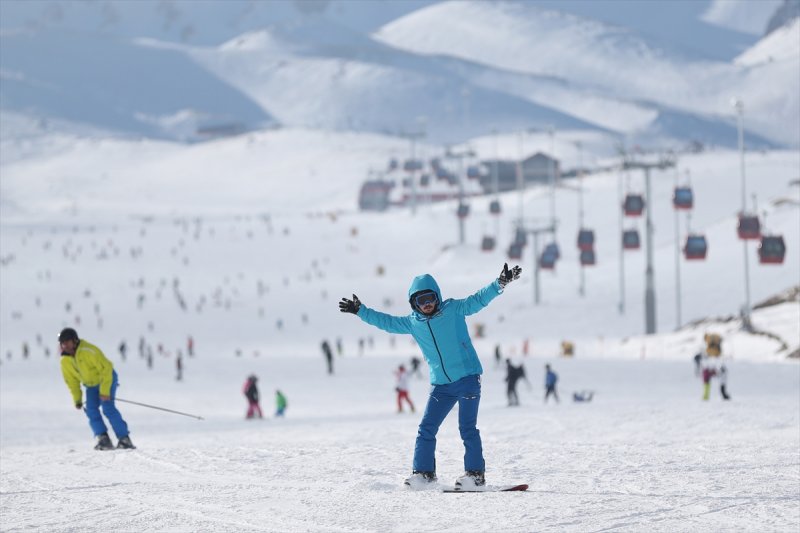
[442,483,528,493]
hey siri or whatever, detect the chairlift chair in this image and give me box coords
[489,199,502,215]
[623,194,645,217]
[758,235,786,265]
[673,186,694,210]
[683,234,708,260]
[481,236,496,252]
[737,213,761,240]
[579,249,596,266]
[622,229,640,250]
[507,243,523,260]
[577,229,595,251]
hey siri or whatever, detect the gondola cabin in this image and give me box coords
[457,203,470,219]
[489,199,502,215]
[673,187,693,210]
[580,249,596,266]
[544,242,560,260]
[623,194,645,216]
[481,236,496,252]
[507,243,523,260]
[622,229,640,250]
[737,213,761,240]
[466,165,481,179]
[758,235,786,265]
[684,234,708,260]
[540,251,557,270]
[419,174,430,187]
[577,229,595,251]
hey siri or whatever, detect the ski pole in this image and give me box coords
[116,398,204,420]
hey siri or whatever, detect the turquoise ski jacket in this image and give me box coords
[357,274,502,385]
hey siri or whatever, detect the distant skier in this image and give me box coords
[175,351,183,381]
[321,340,334,375]
[339,262,522,489]
[719,364,731,401]
[118,340,127,361]
[494,344,502,368]
[275,389,287,417]
[243,374,263,419]
[187,335,194,357]
[409,355,422,378]
[544,364,559,404]
[505,359,528,407]
[693,352,702,376]
[58,328,135,450]
[395,364,415,413]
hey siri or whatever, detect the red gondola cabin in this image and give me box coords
[623,194,645,216]
[577,229,595,251]
[737,213,761,240]
[622,229,640,250]
[758,235,786,264]
[684,234,708,260]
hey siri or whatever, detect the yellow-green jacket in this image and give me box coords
[60,340,114,405]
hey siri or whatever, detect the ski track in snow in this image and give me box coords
[1,355,798,532]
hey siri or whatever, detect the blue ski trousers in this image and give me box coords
[84,371,129,438]
[413,374,485,473]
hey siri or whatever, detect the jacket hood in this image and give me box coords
[408,274,442,306]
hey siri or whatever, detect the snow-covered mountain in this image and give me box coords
[1,0,797,147]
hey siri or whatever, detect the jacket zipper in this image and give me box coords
[427,321,452,382]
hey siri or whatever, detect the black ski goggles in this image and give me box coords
[413,291,439,308]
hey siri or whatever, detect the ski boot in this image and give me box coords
[94,433,114,451]
[454,470,486,490]
[116,435,136,450]
[404,471,437,489]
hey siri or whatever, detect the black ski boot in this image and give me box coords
[116,435,136,450]
[94,433,114,451]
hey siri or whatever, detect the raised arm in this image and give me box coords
[339,294,412,334]
[453,263,522,316]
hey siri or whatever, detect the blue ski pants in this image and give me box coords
[413,374,485,473]
[84,371,129,438]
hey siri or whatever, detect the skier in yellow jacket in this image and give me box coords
[59,328,135,450]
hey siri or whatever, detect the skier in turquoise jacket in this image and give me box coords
[339,263,521,489]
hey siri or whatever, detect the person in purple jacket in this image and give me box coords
[339,263,521,489]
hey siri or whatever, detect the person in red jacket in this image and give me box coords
[394,364,415,413]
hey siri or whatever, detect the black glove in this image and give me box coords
[339,294,361,314]
[498,263,522,288]
[75,402,83,410]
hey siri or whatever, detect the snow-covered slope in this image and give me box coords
[0,29,274,140]
[374,0,799,147]
[1,123,797,360]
